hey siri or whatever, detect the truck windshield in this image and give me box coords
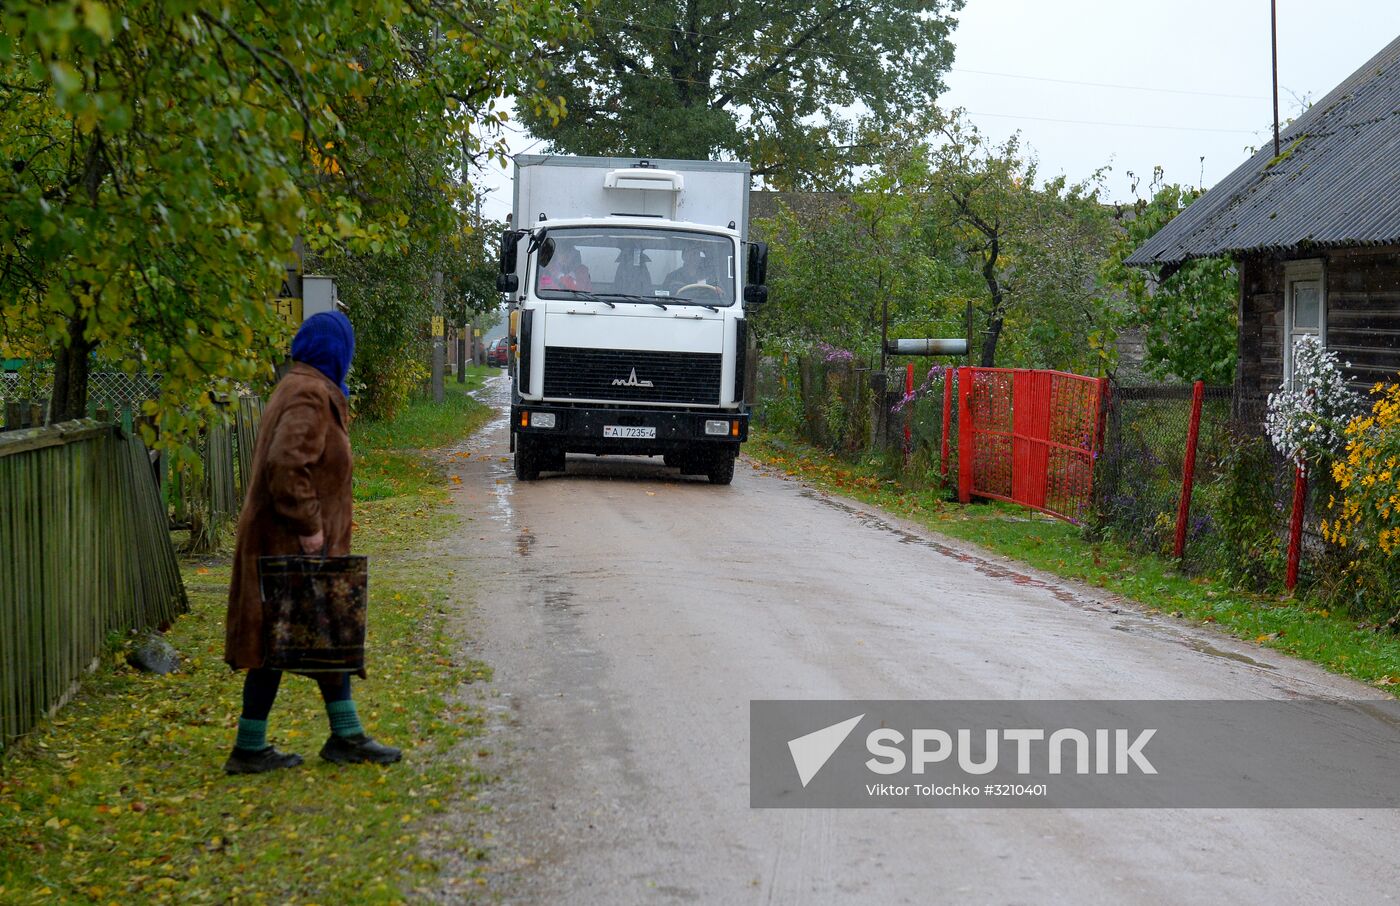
[533,227,736,306]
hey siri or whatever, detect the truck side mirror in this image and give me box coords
[496,273,519,293]
[746,242,768,286]
[743,284,768,307]
[499,230,521,275]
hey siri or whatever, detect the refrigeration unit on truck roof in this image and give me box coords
[510,155,750,237]
[500,155,768,485]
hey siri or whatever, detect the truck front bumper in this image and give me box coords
[510,403,748,454]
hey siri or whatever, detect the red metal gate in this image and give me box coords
[956,367,1108,523]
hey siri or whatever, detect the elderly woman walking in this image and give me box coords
[223,311,400,774]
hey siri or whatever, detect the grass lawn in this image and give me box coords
[747,432,1400,692]
[0,385,495,904]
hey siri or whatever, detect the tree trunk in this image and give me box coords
[50,315,94,423]
[980,315,1004,367]
[979,236,1005,367]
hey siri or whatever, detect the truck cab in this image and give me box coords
[499,156,766,485]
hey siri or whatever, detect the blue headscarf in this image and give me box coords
[290,311,355,397]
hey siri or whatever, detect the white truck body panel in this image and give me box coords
[512,155,749,240]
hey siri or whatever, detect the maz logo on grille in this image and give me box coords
[611,368,655,388]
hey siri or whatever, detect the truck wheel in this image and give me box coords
[707,451,736,485]
[514,437,541,481]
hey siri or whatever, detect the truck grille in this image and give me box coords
[542,346,722,405]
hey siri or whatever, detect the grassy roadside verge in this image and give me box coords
[0,381,496,904]
[747,431,1400,692]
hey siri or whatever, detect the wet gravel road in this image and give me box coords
[429,375,1400,905]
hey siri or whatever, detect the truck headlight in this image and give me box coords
[532,412,556,429]
[704,419,729,436]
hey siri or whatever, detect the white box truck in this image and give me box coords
[497,155,767,484]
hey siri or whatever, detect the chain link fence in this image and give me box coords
[1092,383,1325,588]
[1,371,163,430]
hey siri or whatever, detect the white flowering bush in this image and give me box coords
[1265,335,1360,465]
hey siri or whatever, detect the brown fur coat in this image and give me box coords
[225,364,354,671]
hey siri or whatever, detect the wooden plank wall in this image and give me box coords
[1238,246,1400,395]
[0,422,188,750]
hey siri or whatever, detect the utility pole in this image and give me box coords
[1271,0,1281,157]
[428,19,446,403]
[431,269,445,402]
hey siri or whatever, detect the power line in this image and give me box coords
[582,12,1266,102]
[588,68,1262,136]
[950,67,1265,102]
[963,110,1261,136]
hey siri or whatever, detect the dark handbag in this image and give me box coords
[258,552,368,672]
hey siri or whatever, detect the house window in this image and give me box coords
[1283,258,1325,387]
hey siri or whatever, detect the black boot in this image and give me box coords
[224,746,304,775]
[320,733,403,765]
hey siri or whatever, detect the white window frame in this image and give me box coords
[1282,258,1326,388]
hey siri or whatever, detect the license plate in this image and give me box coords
[604,425,656,439]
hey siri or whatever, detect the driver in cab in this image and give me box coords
[662,246,717,297]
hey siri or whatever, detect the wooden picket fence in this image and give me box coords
[0,421,189,750]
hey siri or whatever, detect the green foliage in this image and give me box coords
[755,113,1116,373]
[1314,384,1400,619]
[1103,170,1239,383]
[756,162,971,356]
[350,366,492,451]
[1215,437,1287,590]
[921,114,1116,370]
[519,0,963,187]
[0,0,580,459]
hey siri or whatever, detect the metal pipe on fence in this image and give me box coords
[1286,464,1306,591]
[884,338,969,356]
[1173,380,1205,559]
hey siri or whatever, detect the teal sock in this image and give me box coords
[326,699,364,738]
[235,718,268,751]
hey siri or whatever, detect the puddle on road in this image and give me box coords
[516,529,534,556]
[1185,639,1275,670]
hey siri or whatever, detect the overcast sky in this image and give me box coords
[472,0,1400,219]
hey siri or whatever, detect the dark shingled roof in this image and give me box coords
[1126,35,1400,267]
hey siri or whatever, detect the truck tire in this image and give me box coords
[707,450,736,485]
[514,437,541,481]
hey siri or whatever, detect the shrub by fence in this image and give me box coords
[0,421,189,750]
[754,353,954,479]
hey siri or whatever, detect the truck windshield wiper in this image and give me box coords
[550,289,615,308]
[600,293,668,310]
[676,299,720,312]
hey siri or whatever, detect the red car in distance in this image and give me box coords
[486,336,510,367]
